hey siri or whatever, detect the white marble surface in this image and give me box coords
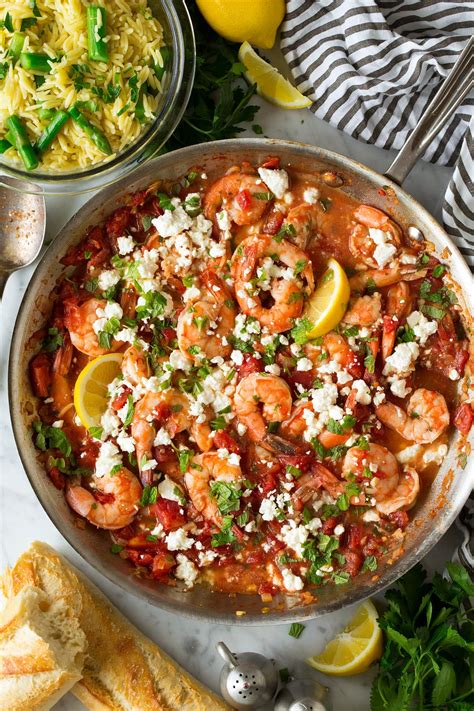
[0,81,463,711]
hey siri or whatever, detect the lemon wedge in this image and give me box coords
[303,258,350,338]
[306,600,383,676]
[238,41,313,109]
[73,353,123,430]
[196,0,285,49]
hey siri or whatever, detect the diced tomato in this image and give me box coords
[260,471,279,495]
[214,430,241,454]
[152,445,175,465]
[61,226,110,268]
[322,516,341,535]
[125,549,154,567]
[77,439,100,469]
[454,348,469,376]
[111,386,132,411]
[260,156,280,169]
[105,207,132,242]
[347,351,364,379]
[388,510,409,530]
[236,353,264,382]
[236,189,251,210]
[453,403,473,435]
[278,453,314,473]
[263,209,284,235]
[151,551,175,578]
[120,288,138,320]
[383,314,398,335]
[29,352,52,398]
[246,549,265,565]
[345,523,365,551]
[363,535,380,558]
[47,466,65,490]
[114,525,136,541]
[343,550,363,577]
[127,190,148,207]
[149,497,186,531]
[286,368,315,392]
[258,581,279,596]
[161,327,177,344]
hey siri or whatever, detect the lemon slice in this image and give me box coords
[303,258,350,338]
[196,0,285,49]
[73,353,123,430]
[238,41,313,109]
[306,600,382,676]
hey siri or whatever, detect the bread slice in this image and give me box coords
[0,585,86,710]
[2,542,230,711]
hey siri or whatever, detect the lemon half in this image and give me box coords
[238,41,313,109]
[303,258,350,338]
[306,599,383,676]
[196,0,285,49]
[73,353,123,430]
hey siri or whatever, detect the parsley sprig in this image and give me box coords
[371,562,474,710]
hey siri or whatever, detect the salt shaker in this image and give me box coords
[274,679,330,711]
[216,641,279,709]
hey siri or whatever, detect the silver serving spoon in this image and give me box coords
[0,176,46,300]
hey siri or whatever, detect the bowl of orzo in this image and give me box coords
[0,0,195,194]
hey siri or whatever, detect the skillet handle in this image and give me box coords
[384,36,474,185]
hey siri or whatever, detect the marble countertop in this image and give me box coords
[0,78,463,711]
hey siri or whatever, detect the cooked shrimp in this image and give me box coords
[284,203,321,249]
[177,270,236,361]
[376,388,449,444]
[131,390,191,481]
[63,298,118,357]
[121,345,150,386]
[234,373,293,442]
[349,205,403,268]
[231,234,314,333]
[292,462,344,508]
[343,443,399,498]
[203,169,272,234]
[184,451,242,525]
[381,282,413,360]
[343,293,382,327]
[66,467,142,530]
[280,400,313,439]
[349,264,427,293]
[376,467,420,516]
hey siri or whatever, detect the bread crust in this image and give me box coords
[2,542,230,711]
[0,586,86,711]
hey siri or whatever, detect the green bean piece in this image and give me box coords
[68,105,112,155]
[8,32,25,60]
[36,110,69,152]
[38,108,56,121]
[87,6,108,62]
[5,115,39,170]
[0,138,12,154]
[20,52,53,73]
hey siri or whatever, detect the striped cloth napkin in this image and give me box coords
[280,0,474,268]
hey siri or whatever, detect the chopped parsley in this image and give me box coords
[288,622,305,639]
[210,481,242,515]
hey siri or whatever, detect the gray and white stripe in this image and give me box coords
[281,0,474,267]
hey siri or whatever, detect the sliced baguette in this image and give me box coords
[0,585,86,710]
[2,542,230,711]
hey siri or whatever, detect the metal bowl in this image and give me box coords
[9,139,474,624]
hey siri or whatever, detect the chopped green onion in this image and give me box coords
[289,622,305,639]
[35,110,69,152]
[87,6,108,62]
[38,108,56,121]
[5,115,38,170]
[68,105,112,155]
[20,52,55,73]
[0,138,12,153]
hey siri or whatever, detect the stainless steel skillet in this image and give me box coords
[8,39,474,624]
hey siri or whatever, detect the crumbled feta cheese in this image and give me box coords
[373,388,386,407]
[311,382,339,413]
[352,379,371,405]
[257,167,289,199]
[166,528,194,551]
[169,349,192,372]
[406,311,438,346]
[334,524,345,536]
[117,235,134,255]
[198,550,218,566]
[115,327,137,344]
[368,227,397,268]
[230,349,244,366]
[153,427,172,446]
[175,554,198,587]
[383,342,419,376]
[141,458,157,472]
[396,444,422,466]
[153,205,193,238]
[280,522,308,558]
[116,431,135,453]
[362,510,380,523]
[101,409,120,437]
[182,285,201,302]
[265,363,281,375]
[303,187,320,204]
[305,517,322,534]
[95,441,122,478]
[449,368,460,381]
[296,357,313,372]
[237,423,247,436]
[52,420,63,428]
[158,476,183,502]
[98,269,120,291]
[259,496,279,521]
[389,377,412,399]
[150,523,164,537]
[281,568,304,592]
[422,443,448,465]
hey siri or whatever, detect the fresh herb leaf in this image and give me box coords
[210,481,242,515]
[289,623,305,639]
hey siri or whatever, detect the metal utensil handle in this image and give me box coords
[385,36,474,185]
